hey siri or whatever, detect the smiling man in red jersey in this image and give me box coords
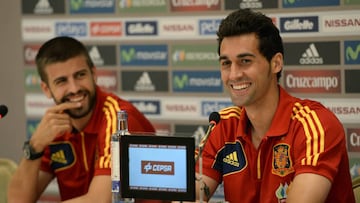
[193,9,355,203]
[8,36,166,203]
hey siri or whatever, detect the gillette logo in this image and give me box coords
[126,21,157,36]
[129,100,160,115]
[280,16,318,33]
[141,160,174,175]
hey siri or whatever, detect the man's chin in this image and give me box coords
[64,108,89,119]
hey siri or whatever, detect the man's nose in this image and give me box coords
[229,64,244,80]
[67,79,80,93]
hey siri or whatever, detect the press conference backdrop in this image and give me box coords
[20,0,360,201]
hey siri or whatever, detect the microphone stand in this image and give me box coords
[197,124,213,203]
[195,112,220,203]
[199,147,204,203]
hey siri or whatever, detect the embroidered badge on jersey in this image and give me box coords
[49,142,75,171]
[272,144,294,177]
[213,141,247,175]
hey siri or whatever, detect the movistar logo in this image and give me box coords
[70,0,83,11]
[346,44,360,61]
[173,74,188,89]
[121,48,136,62]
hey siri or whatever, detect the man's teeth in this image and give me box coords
[232,84,249,90]
[69,95,84,102]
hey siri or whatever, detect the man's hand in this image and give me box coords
[30,102,81,152]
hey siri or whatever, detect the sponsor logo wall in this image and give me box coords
[22,0,360,201]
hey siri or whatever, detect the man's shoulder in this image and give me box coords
[291,98,342,128]
[97,87,132,107]
[218,106,243,121]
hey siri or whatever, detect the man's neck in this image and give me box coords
[246,87,280,148]
[71,111,93,132]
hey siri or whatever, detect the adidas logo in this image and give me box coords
[223,151,240,167]
[34,0,54,14]
[134,72,155,91]
[299,43,323,65]
[51,150,67,164]
[89,46,104,66]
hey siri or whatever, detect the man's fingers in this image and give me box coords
[53,124,73,136]
[50,102,82,113]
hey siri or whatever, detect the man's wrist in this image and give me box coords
[23,141,44,160]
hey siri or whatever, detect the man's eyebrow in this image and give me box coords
[237,53,255,58]
[219,55,228,61]
[219,53,255,61]
[74,68,88,74]
[52,76,66,84]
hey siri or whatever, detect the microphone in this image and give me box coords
[195,112,221,162]
[0,105,8,119]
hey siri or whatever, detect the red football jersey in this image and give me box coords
[40,86,155,201]
[198,86,355,203]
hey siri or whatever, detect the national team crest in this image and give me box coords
[272,144,294,177]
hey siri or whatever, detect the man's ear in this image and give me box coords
[91,67,97,82]
[271,52,283,74]
[40,81,52,99]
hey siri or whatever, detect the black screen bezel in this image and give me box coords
[120,135,195,201]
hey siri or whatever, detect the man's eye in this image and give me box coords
[241,59,251,64]
[55,79,66,85]
[221,60,231,66]
[76,72,87,78]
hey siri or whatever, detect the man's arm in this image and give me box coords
[8,102,81,203]
[195,173,219,202]
[171,173,219,203]
[62,175,111,203]
[286,173,331,203]
[8,159,53,203]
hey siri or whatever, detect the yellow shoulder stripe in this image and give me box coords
[219,106,243,120]
[99,96,121,168]
[292,102,325,166]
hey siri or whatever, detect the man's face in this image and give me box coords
[219,33,281,108]
[41,55,97,119]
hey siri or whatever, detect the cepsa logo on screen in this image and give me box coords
[141,161,175,175]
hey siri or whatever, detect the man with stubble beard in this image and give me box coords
[8,36,165,203]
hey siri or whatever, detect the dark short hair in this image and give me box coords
[217,9,284,80]
[35,36,94,84]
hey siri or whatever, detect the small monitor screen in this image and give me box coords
[120,135,195,201]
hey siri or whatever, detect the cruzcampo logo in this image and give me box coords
[70,0,83,11]
[121,48,136,63]
[173,74,188,89]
